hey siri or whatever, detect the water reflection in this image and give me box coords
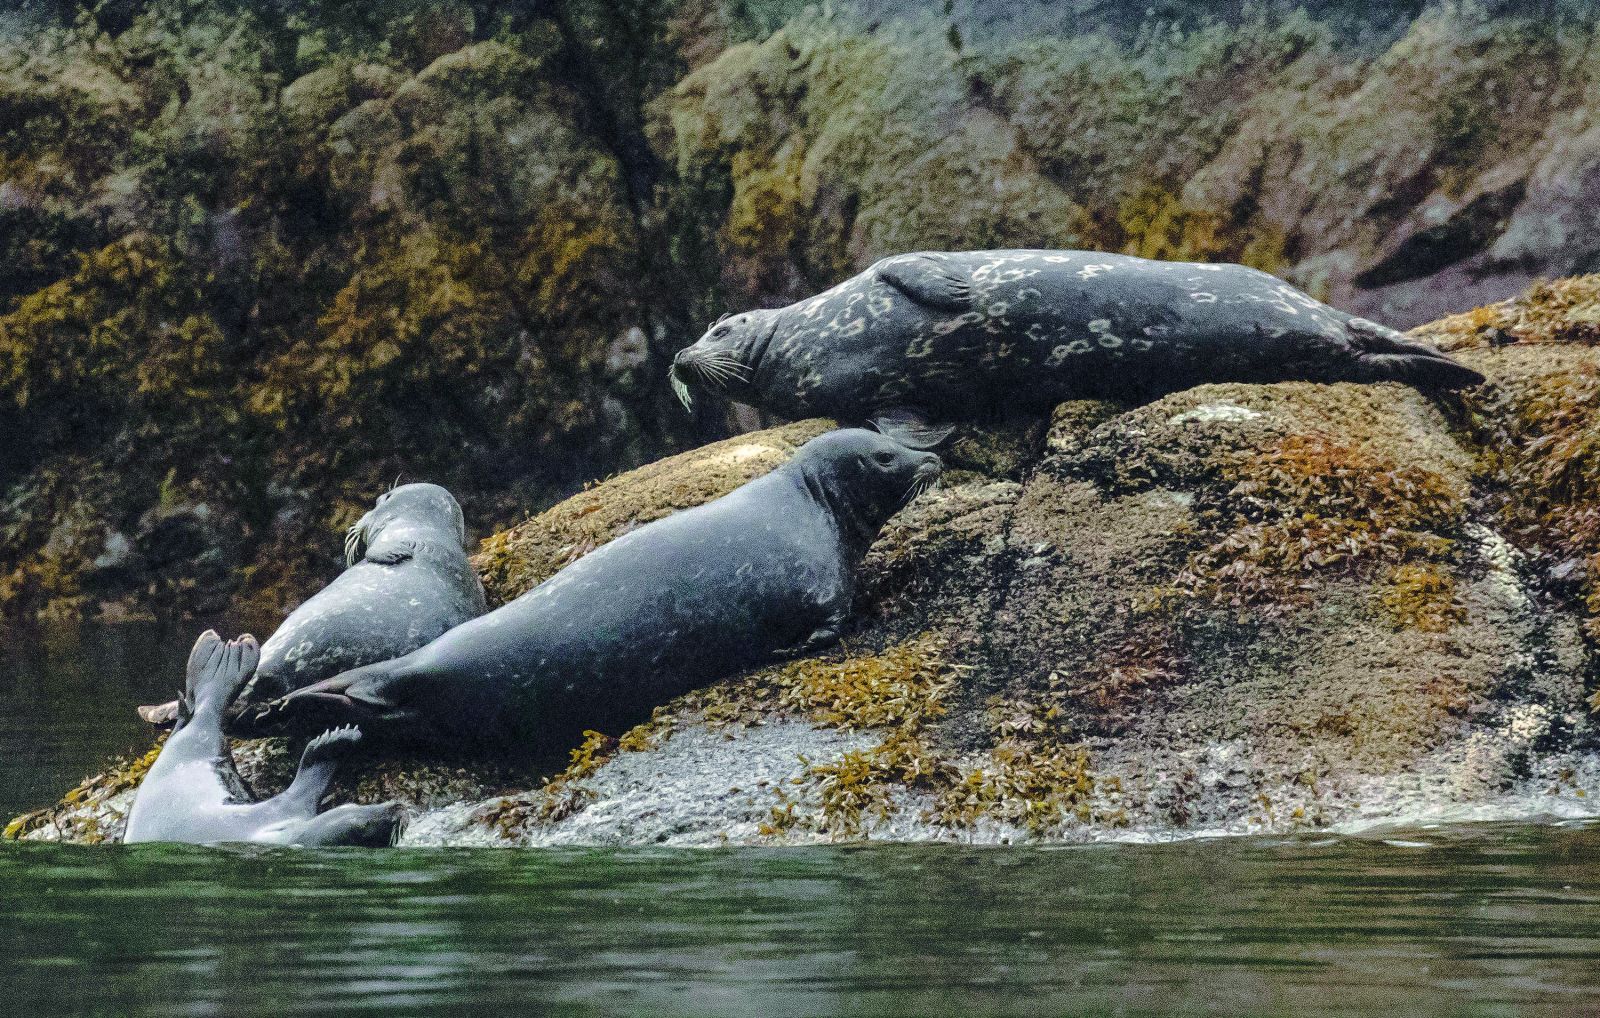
[1,827,1596,1016]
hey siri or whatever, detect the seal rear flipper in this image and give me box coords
[875,253,975,312]
[1345,318,1486,390]
[257,662,406,734]
[184,631,261,724]
[140,695,258,731]
[870,407,957,450]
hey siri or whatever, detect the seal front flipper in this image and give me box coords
[875,253,975,312]
[870,407,956,450]
[362,538,416,567]
[258,726,407,847]
[274,725,363,813]
[775,625,843,661]
[293,801,407,848]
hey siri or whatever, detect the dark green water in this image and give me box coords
[1,830,1597,1017]
[3,626,1599,1016]
[0,621,243,821]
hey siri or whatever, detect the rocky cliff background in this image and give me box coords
[3,0,1600,626]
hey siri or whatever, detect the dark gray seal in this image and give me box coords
[124,631,404,846]
[257,429,941,749]
[670,249,1485,446]
[138,482,486,726]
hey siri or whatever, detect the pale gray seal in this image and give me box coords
[671,249,1485,446]
[257,429,942,749]
[123,631,404,846]
[139,482,486,727]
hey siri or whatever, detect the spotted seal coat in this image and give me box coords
[671,250,1485,446]
[138,482,486,727]
[257,430,942,749]
[123,631,404,846]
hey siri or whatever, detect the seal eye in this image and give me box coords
[873,451,896,467]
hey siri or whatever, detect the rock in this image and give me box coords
[13,280,1600,847]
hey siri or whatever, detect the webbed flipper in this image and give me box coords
[363,538,416,567]
[293,801,407,848]
[275,725,363,814]
[184,630,260,725]
[875,253,975,312]
[254,660,406,734]
[138,699,181,727]
[870,407,957,450]
[1345,317,1485,390]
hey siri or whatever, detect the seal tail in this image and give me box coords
[180,631,260,728]
[1345,318,1485,390]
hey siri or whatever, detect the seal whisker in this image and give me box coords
[705,355,750,382]
[344,523,365,567]
[699,360,738,388]
[670,369,694,411]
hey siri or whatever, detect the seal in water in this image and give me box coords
[124,631,404,846]
[257,429,942,748]
[138,482,487,727]
[670,249,1485,447]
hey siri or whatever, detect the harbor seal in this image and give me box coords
[670,249,1485,446]
[124,631,404,846]
[257,429,942,749]
[138,482,486,727]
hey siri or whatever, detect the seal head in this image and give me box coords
[138,481,485,728]
[670,309,781,411]
[788,428,942,554]
[344,481,468,566]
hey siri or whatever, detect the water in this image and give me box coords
[0,621,212,821]
[1,831,1597,1016]
[3,625,1599,1016]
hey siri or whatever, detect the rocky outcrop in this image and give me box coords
[5,2,1600,624]
[12,281,1598,847]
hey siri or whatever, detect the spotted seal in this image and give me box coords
[138,482,486,727]
[123,631,404,846]
[257,429,941,749]
[670,250,1485,446]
